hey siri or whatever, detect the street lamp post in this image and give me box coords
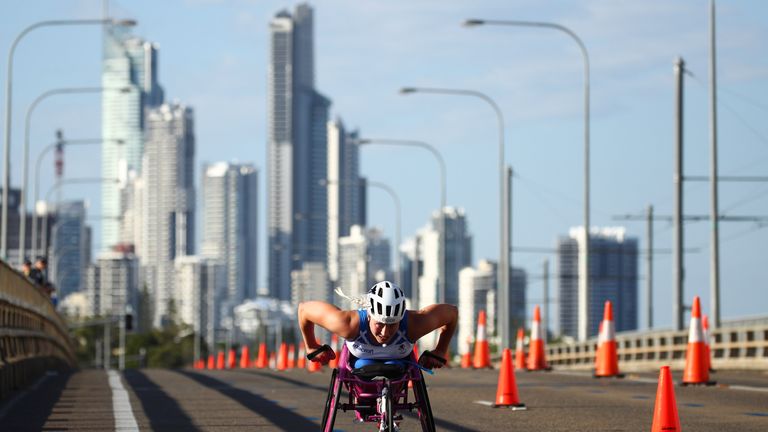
[354,138,447,305]
[1,17,136,259]
[19,87,129,265]
[31,139,123,258]
[400,86,511,348]
[464,18,592,341]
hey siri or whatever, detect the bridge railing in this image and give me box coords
[546,318,768,371]
[0,259,77,400]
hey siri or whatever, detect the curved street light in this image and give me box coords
[19,86,130,265]
[353,137,447,306]
[2,17,136,259]
[464,18,592,342]
[399,86,511,347]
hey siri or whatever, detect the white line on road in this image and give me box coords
[727,385,768,393]
[473,400,494,406]
[108,370,139,432]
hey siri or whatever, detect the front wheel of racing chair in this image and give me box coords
[321,368,342,432]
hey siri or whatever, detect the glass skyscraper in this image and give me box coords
[558,227,639,339]
[268,4,331,301]
[101,27,164,252]
[201,162,259,309]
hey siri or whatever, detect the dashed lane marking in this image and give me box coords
[108,370,139,432]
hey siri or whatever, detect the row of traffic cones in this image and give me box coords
[191,340,331,373]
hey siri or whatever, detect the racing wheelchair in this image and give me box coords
[309,344,443,432]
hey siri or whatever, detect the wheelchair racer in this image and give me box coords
[299,281,458,370]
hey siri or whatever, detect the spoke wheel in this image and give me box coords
[384,383,394,432]
[321,368,341,432]
[412,371,436,432]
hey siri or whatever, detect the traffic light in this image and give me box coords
[125,313,133,331]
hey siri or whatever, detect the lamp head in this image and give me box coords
[113,18,138,27]
[463,19,485,27]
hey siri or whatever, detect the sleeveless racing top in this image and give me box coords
[345,308,414,360]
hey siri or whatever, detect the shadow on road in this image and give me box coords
[178,370,319,431]
[235,369,327,392]
[0,372,70,432]
[123,369,201,432]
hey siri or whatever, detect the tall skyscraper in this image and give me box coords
[418,207,472,309]
[50,200,90,299]
[337,225,391,302]
[142,102,195,327]
[327,118,366,285]
[558,227,639,339]
[201,162,259,311]
[101,27,164,251]
[268,4,331,301]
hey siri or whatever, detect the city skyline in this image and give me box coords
[1,1,767,328]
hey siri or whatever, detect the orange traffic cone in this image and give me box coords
[328,335,339,369]
[473,310,491,369]
[269,352,276,369]
[527,305,550,371]
[514,328,526,370]
[651,366,681,432]
[240,345,251,369]
[216,351,225,370]
[287,344,296,369]
[255,343,268,368]
[702,314,713,372]
[493,348,526,410]
[227,349,236,369]
[297,343,306,369]
[595,301,622,378]
[461,337,472,369]
[207,354,215,370]
[683,296,715,385]
[277,343,288,371]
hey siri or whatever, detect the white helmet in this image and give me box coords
[367,281,406,324]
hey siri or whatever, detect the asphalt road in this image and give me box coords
[1,366,766,431]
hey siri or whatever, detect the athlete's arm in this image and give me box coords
[408,304,458,368]
[298,301,358,362]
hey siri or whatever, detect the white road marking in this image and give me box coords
[108,370,140,431]
[473,400,494,406]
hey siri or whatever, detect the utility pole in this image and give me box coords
[646,205,654,329]
[709,0,721,329]
[674,57,685,331]
[543,258,549,342]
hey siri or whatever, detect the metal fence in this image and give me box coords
[546,319,768,371]
[0,259,76,399]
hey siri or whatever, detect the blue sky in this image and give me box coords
[2,0,767,331]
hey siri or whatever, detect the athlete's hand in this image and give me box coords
[307,344,336,365]
[419,349,448,369]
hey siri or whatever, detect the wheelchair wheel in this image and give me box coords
[321,368,342,432]
[412,371,436,432]
[383,383,395,432]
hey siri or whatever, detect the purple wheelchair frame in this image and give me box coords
[321,344,435,432]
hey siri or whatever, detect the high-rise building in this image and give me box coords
[558,227,639,339]
[457,259,526,355]
[174,256,226,349]
[101,27,164,251]
[201,163,259,311]
[417,207,472,309]
[327,118,366,284]
[86,250,139,318]
[142,102,195,327]
[291,262,329,305]
[336,225,391,302]
[0,187,52,265]
[268,3,331,301]
[50,201,90,299]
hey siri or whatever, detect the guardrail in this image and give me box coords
[546,318,768,371]
[0,259,77,400]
